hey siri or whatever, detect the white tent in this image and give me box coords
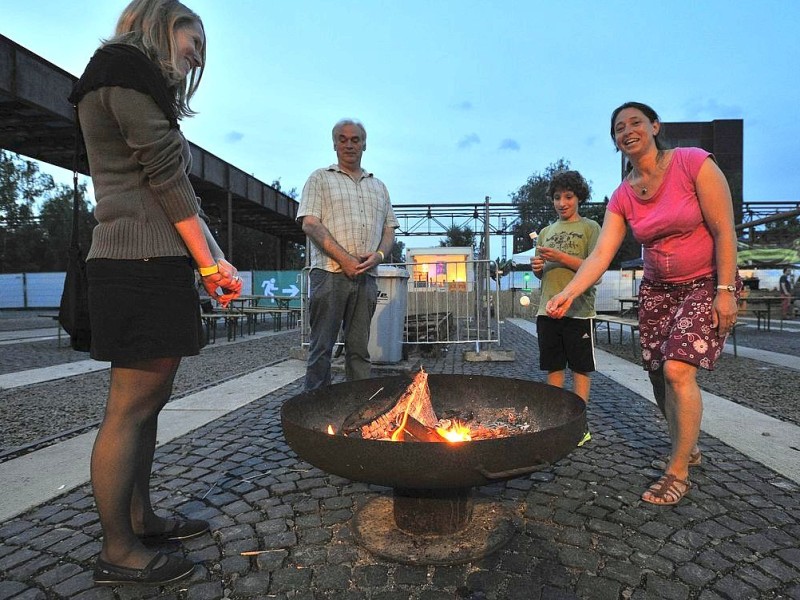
[511,247,536,266]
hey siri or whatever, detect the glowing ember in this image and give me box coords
[435,420,472,442]
[340,368,534,443]
[327,425,335,435]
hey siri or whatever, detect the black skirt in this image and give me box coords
[86,257,204,363]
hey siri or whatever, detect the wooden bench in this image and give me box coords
[38,314,64,347]
[200,311,246,343]
[241,307,293,333]
[594,314,640,357]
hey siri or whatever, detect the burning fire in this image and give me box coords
[329,368,531,443]
[435,420,472,442]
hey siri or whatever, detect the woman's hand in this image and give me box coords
[201,259,242,307]
[713,292,739,335]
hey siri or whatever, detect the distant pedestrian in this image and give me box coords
[779,268,793,319]
[546,101,740,506]
[531,170,599,446]
[70,0,241,586]
[298,118,398,391]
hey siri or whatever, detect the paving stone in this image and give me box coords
[646,573,689,600]
[7,552,59,580]
[505,577,543,600]
[0,581,28,598]
[600,559,644,586]
[756,556,800,583]
[270,567,312,592]
[738,532,780,553]
[313,564,352,590]
[353,564,389,587]
[2,323,800,599]
[713,574,758,600]
[9,589,48,600]
[262,530,298,550]
[232,572,272,597]
[72,587,115,600]
[293,545,327,567]
[575,574,621,600]
[736,565,780,591]
[675,562,716,587]
[557,546,600,571]
[431,565,469,587]
[51,571,95,597]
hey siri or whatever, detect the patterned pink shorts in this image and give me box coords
[637,275,741,372]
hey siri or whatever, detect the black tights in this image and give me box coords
[91,357,180,567]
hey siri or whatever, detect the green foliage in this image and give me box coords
[509,158,574,252]
[439,224,475,248]
[0,150,94,273]
[509,159,642,268]
[390,239,405,263]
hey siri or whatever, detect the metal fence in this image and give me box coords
[298,259,501,354]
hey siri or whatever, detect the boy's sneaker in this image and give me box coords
[577,430,591,447]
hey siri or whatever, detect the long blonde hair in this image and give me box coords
[105,0,205,118]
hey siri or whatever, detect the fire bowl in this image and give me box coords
[281,374,585,564]
[281,374,586,490]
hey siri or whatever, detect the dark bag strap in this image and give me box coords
[70,108,82,247]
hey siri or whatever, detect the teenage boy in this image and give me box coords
[532,170,600,445]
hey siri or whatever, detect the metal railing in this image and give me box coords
[298,259,501,354]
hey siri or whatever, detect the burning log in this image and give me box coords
[337,367,535,443]
[351,368,438,440]
[394,415,446,442]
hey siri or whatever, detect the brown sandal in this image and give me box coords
[642,473,691,506]
[650,449,701,471]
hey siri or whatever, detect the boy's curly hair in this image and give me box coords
[547,170,591,204]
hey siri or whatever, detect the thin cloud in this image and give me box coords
[498,138,520,151]
[225,131,245,143]
[453,100,473,111]
[683,98,742,120]
[458,133,480,149]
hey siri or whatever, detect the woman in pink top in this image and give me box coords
[546,102,739,506]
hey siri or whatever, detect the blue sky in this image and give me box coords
[3,1,799,254]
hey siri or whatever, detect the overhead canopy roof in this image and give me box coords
[0,33,304,244]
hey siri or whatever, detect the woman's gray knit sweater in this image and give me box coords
[79,86,200,260]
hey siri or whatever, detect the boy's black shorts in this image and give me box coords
[536,316,595,373]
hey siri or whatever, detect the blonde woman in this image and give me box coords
[71,0,241,585]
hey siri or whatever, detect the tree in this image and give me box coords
[390,239,405,263]
[439,224,475,248]
[0,151,91,273]
[38,182,94,270]
[509,159,641,268]
[509,158,575,253]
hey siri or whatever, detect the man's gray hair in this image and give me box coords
[332,118,367,142]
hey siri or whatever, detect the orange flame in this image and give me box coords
[436,420,472,442]
[327,425,335,435]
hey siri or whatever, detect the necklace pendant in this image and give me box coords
[640,187,647,195]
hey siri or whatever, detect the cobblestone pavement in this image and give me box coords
[1,321,799,599]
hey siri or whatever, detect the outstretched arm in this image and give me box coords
[546,210,627,318]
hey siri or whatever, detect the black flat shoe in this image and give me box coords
[139,519,210,543]
[93,553,194,586]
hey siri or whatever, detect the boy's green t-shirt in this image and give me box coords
[536,217,601,318]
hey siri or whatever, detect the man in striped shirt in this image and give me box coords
[298,119,399,391]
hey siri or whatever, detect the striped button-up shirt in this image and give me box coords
[298,164,399,273]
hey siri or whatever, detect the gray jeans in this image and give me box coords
[305,270,377,391]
